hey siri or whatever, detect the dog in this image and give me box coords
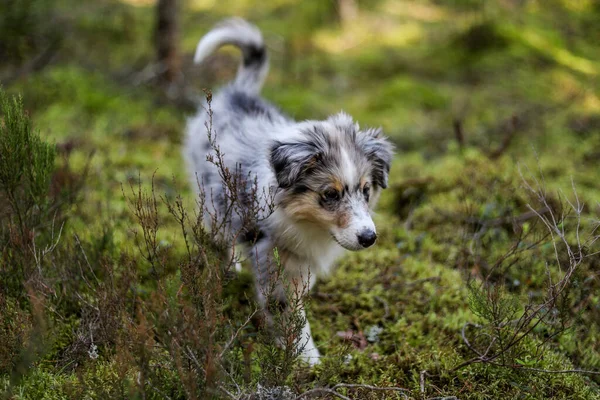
[184,18,393,365]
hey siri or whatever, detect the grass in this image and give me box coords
[1,0,599,398]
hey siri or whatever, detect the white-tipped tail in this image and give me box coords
[194,18,269,94]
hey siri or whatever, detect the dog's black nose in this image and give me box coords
[357,230,377,248]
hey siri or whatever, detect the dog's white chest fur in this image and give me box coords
[271,212,346,278]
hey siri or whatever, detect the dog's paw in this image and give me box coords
[301,339,321,366]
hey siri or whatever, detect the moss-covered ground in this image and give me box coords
[1,0,599,398]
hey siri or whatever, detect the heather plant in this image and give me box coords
[0,88,57,377]
[0,89,55,296]
[449,169,600,375]
[0,87,319,399]
[113,93,312,399]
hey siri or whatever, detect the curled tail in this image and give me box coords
[194,18,268,94]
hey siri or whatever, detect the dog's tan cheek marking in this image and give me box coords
[282,193,336,227]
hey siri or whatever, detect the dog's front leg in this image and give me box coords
[298,307,320,365]
[284,253,320,365]
[251,242,321,365]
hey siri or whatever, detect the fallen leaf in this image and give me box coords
[336,330,368,350]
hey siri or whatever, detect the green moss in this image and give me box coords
[5,369,76,400]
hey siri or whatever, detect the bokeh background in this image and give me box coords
[1,0,599,398]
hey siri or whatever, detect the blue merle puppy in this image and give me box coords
[185,18,394,365]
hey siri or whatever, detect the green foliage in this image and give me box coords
[0,89,55,218]
[5,368,73,400]
[468,283,519,327]
[0,88,56,298]
[0,91,55,211]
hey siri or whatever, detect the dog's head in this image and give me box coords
[270,112,394,251]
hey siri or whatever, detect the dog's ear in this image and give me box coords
[270,141,320,188]
[357,128,394,189]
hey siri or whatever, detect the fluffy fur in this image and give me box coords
[185,18,394,365]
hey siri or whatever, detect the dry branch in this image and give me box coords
[294,383,409,400]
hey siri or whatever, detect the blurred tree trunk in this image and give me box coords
[155,0,180,84]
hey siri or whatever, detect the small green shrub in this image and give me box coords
[0,88,55,299]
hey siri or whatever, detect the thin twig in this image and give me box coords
[374,296,390,319]
[295,383,410,400]
[487,115,518,160]
[427,397,458,400]
[332,383,409,393]
[488,363,600,376]
[220,309,258,359]
[453,118,465,149]
[218,384,238,400]
[74,233,100,285]
[420,370,428,399]
[294,388,352,400]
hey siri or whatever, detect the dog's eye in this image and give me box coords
[323,189,340,202]
[363,184,371,201]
